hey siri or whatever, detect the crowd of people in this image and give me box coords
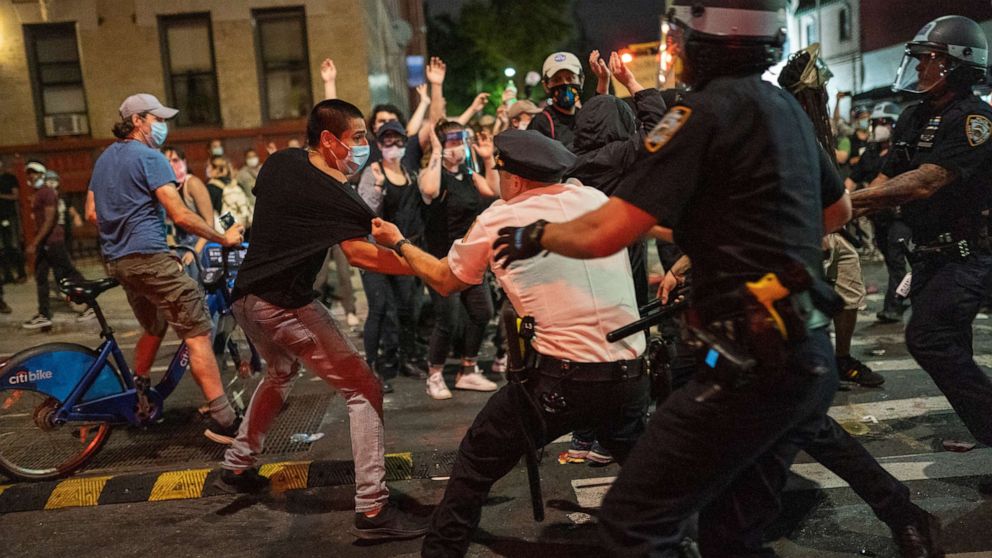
[10,1,992,555]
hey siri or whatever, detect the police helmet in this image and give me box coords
[870,102,901,123]
[893,15,988,94]
[662,0,788,88]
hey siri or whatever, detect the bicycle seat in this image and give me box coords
[60,277,120,304]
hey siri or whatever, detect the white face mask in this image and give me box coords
[381,146,406,162]
[211,146,224,156]
[871,125,892,143]
[245,157,260,168]
[443,146,467,166]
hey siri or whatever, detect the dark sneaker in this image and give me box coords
[375,372,394,394]
[890,507,943,558]
[586,441,615,466]
[214,467,270,495]
[400,360,428,380]
[837,356,885,387]
[204,416,242,445]
[0,300,12,314]
[22,313,52,329]
[567,437,593,461]
[353,501,430,540]
[876,310,903,324]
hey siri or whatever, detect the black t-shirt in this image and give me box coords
[0,173,17,218]
[381,168,424,241]
[880,95,992,244]
[422,168,483,258]
[232,149,375,308]
[614,75,844,301]
[848,143,886,186]
[528,107,578,152]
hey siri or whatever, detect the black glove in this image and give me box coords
[493,220,548,268]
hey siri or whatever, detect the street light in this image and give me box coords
[621,52,634,64]
[504,67,517,78]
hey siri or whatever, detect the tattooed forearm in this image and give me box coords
[850,164,956,211]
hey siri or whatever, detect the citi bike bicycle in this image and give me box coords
[0,244,260,481]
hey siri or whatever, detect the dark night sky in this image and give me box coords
[424,0,666,52]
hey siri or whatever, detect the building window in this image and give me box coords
[24,23,89,137]
[838,4,852,42]
[253,7,312,121]
[159,13,221,127]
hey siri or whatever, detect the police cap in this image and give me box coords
[494,129,576,183]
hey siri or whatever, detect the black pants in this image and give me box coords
[387,274,423,363]
[0,217,24,281]
[422,372,650,557]
[428,282,493,365]
[873,218,911,316]
[35,243,84,318]
[597,329,838,557]
[360,271,398,370]
[906,253,992,446]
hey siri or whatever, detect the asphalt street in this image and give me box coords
[1,257,992,557]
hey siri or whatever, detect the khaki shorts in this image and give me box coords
[105,252,213,339]
[823,233,867,311]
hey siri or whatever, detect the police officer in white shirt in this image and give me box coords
[371,129,649,557]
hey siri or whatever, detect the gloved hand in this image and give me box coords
[493,220,549,267]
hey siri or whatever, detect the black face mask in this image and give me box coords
[550,83,580,110]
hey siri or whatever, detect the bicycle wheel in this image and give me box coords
[0,388,111,481]
[0,344,116,481]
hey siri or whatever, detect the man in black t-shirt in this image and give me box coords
[0,159,25,284]
[217,99,429,540]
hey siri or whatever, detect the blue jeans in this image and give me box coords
[906,253,992,445]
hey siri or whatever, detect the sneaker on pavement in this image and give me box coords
[204,416,242,445]
[876,310,903,324]
[214,467,270,495]
[400,360,428,380]
[0,300,11,314]
[426,373,452,400]
[490,354,508,374]
[454,366,497,392]
[837,356,885,387]
[76,308,97,322]
[353,501,430,540]
[567,437,593,461]
[890,506,943,558]
[586,441,615,466]
[375,372,394,394]
[22,314,52,330]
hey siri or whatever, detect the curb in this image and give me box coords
[0,450,458,514]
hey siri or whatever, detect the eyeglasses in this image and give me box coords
[380,137,407,148]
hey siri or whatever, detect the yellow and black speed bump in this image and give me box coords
[0,450,447,514]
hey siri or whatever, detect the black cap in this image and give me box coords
[376,120,407,140]
[494,129,576,183]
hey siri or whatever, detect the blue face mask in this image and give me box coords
[150,121,169,147]
[550,84,580,110]
[350,144,371,173]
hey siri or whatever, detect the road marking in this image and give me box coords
[259,461,310,492]
[867,355,992,371]
[45,475,113,509]
[573,448,992,509]
[148,469,209,502]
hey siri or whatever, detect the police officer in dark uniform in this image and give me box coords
[493,1,940,555]
[851,16,992,482]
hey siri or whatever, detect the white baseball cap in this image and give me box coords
[542,52,583,81]
[119,93,178,120]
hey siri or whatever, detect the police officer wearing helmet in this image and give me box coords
[527,52,584,151]
[851,16,992,484]
[488,0,941,554]
[371,130,649,557]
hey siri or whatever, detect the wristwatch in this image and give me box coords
[394,239,412,255]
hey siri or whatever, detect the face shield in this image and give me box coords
[659,15,689,90]
[893,44,951,94]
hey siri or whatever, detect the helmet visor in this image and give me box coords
[659,15,689,90]
[892,46,949,93]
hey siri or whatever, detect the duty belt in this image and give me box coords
[532,354,645,382]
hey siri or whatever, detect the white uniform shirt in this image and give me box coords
[447,183,645,362]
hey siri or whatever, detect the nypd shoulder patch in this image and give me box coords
[966,114,992,147]
[645,107,692,153]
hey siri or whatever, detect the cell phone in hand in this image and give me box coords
[219,212,236,230]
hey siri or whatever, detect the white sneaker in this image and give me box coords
[346,312,360,327]
[454,368,498,392]
[426,374,452,400]
[490,355,508,374]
